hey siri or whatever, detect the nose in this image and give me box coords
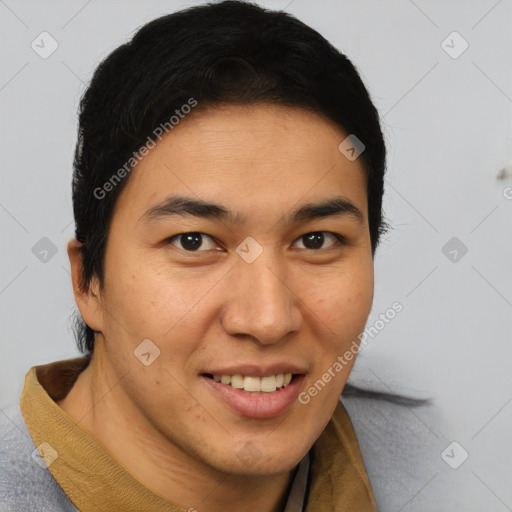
[221,249,303,345]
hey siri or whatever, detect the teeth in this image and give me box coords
[243,376,261,392]
[210,372,295,392]
[260,376,276,392]
[231,374,244,389]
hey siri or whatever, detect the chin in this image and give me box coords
[208,440,309,476]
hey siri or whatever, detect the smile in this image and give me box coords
[201,372,306,418]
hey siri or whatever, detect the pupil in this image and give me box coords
[181,232,202,251]
[304,232,324,249]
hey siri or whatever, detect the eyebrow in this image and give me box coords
[139,195,364,226]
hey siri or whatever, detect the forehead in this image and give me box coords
[111,104,368,225]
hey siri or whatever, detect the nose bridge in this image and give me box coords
[222,247,302,344]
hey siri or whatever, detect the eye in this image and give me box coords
[293,231,344,251]
[167,232,220,252]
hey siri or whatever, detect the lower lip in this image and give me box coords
[200,375,305,419]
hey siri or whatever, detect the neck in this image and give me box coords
[57,343,294,512]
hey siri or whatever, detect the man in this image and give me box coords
[0,1,441,510]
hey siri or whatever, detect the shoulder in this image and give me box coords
[0,402,77,512]
[341,386,446,512]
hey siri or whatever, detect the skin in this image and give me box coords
[59,104,374,512]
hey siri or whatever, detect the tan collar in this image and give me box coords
[20,357,376,511]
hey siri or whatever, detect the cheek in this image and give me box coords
[102,245,181,324]
[310,267,373,341]
[300,270,372,417]
[101,256,221,358]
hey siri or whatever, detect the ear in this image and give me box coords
[67,238,104,332]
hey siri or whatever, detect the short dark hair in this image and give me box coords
[71,0,388,355]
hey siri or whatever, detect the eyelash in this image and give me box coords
[166,231,347,253]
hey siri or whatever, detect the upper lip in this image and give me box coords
[202,363,307,377]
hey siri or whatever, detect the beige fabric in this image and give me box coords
[20,357,376,511]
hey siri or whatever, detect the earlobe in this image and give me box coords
[67,238,103,332]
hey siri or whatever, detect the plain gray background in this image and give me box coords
[1,0,511,509]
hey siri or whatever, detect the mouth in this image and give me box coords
[200,372,306,419]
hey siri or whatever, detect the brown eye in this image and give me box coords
[168,232,218,252]
[294,232,343,250]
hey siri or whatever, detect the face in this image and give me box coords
[89,104,374,476]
